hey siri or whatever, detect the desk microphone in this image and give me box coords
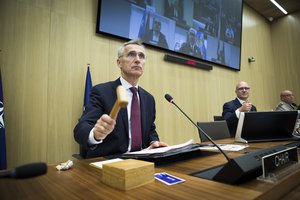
[164,94,230,161]
[0,162,47,179]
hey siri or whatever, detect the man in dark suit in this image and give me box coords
[142,18,169,49]
[222,81,257,137]
[74,39,167,158]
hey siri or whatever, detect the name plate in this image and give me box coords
[262,147,298,178]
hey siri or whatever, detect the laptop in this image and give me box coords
[235,110,300,143]
[197,120,231,142]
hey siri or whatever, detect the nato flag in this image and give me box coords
[0,70,7,170]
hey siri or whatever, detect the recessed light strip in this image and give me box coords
[270,0,288,14]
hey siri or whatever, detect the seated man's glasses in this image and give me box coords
[238,87,250,91]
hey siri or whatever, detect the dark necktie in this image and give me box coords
[130,87,142,151]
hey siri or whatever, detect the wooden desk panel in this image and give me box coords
[1,140,300,200]
[0,159,261,200]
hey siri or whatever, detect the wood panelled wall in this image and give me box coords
[271,12,300,93]
[0,0,299,167]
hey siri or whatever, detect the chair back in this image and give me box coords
[213,115,223,121]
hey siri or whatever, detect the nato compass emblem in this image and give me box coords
[0,101,4,129]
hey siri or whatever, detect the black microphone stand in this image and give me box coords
[165,94,230,161]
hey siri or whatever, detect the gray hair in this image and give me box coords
[118,39,145,58]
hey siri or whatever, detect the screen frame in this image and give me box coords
[96,0,244,71]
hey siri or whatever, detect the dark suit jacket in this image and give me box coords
[74,78,159,158]
[222,98,257,137]
[179,42,202,58]
[143,30,169,49]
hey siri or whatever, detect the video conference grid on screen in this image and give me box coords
[97,0,243,70]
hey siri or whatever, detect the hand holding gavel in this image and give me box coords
[93,86,128,141]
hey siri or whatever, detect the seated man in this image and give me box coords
[74,39,168,158]
[275,90,298,111]
[275,90,299,132]
[222,81,257,136]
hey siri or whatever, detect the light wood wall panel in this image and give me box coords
[0,0,51,165]
[0,1,299,167]
[271,12,300,100]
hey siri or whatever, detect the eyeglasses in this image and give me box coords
[120,51,146,60]
[237,87,250,91]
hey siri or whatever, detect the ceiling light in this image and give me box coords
[270,0,288,14]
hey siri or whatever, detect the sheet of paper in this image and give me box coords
[89,158,123,169]
[199,144,248,152]
[123,139,194,155]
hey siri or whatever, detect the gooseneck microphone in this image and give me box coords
[0,162,47,179]
[164,94,230,161]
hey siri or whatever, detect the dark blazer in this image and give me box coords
[179,42,202,58]
[143,30,169,49]
[222,98,257,137]
[74,78,159,158]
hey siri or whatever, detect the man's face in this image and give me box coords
[153,21,161,32]
[117,44,146,79]
[282,91,294,104]
[235,82,250,100]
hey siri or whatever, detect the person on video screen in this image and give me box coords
[164,0,183,21]
[142,18,169,49]
[179,28,202,58]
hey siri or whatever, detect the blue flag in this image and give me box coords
[83,66,92,111]
[0,71,6,170]
[196,30,207,59]
[138,9,150,39]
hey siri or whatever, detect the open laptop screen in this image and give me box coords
[235,111,299,143]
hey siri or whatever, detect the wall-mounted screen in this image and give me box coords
[96,0,243,70]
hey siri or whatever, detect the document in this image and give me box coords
[121,139,203,165]
[89,158,123,169]
[199,144,248,152]
[123,139,195,155]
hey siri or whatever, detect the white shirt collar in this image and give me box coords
[120,76,138,90]
[237,97,246,105]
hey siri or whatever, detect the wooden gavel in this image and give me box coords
[109,85,129,120]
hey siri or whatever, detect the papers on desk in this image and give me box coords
[121,140,202,165]
[89,158,123,169]
[199,144,248,152]
[123,140,247,156]
[123,139,195,155]
[89,142,247,169]
[122,139,200,160]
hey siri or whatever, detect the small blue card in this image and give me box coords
[154,172,185,185]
